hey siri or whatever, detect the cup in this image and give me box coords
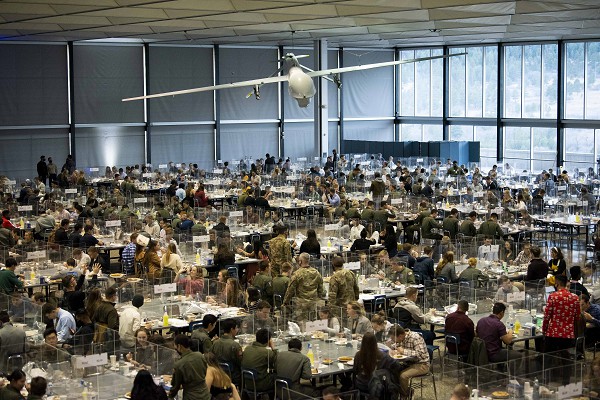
[110,354,117,366]
[120,365,129,375]
[352,340,359,349]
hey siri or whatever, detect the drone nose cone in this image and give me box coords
[288,69,316,100]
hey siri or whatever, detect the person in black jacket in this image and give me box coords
[54,219,70,246]
[299,229,321,257]
[61,268,86,313]
[68,222,83,248]
[350,228,376,252]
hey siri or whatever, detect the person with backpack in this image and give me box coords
[353,332,403,400]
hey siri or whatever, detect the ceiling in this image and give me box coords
[1,0,600,48]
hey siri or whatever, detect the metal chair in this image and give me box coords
[189,320,203,332]
[241,369,271,400]
[408,368,437,400]
[220,362,233,378]
[442,334,466,377]
[6,354,24,371]
[227,265,239,279]
[275,378,292,400]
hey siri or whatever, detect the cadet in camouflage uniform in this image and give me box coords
[283,253,324,321]
[268,225,293,276]
[212,319,243,385]
[328,256,359,318]
[388,257,415,284]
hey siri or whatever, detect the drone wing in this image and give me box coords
[305,53,466,78]
[122,75,289,102]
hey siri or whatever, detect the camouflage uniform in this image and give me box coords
[389,266,415,284]
[268,234,292,276]
[328,269,359,317]
[283,267,324,321]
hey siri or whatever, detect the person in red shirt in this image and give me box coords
[1,210,17,230]
[543,274,581,384]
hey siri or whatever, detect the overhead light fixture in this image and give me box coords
[429,29,441,33]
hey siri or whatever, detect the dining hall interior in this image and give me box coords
[2,1,600,399]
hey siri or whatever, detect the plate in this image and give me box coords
[311,368,319,375]
[127,277,142,282]
[322,359,334,365]
[337,356,353,363]
[124,393,131,399]
[335,340,348,346]
[392,354,409,360]
[491,391,510,399]
[110,273,124,278]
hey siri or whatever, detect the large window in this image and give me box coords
[504,44,557,119]
[399,124,442,142]
[399,48,443,117]
[566,41,600,119]
[450,125,497,169]
[450,46,497,118]
[504,127,556,171]
[564,128,600,171]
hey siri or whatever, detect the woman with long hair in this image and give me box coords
[0,369,26,399]
[299,229,321,257]
[160,242,183,273]
[126,328,155,371]
[144,240,163,282]
[501,240,514,263]
[175,265,205,297]
[237,240,268,260]
[85,288,102,321]
[346,301,373,338]
[130,369,168,400]
[214,243,235,269]
[205,352,241,400]
[353,332,400,397]
[223,278,244,307]
[548,246,566,276]
[435,251,458,283]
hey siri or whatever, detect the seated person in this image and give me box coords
[494,276,524,308]
[476,302,522,374]
[241,300,275,334]
[68,309,95,356]
[391,287,433,345]
[371,312,392,343]
[345,302,373,339]
[37,328,70,363]
[458,258,489,284]
[477,237,498,261]
[318,307,341,337]
[581,294,600,348]
[525,246,547,283]
[350,228,376,252]
[212,319,243,386]
[191,314,218,354]
[241,328,277,393]
[126,328,155,371]
[444,300,475,356]
[9,291,36,322]
[205,352,241,400]
[513,242,533,265]
[569,266,589,297]
[275,338,317,398]
[388,324,430,399]
[387,257,415,285]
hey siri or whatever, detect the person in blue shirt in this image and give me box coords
[41,303,76,343]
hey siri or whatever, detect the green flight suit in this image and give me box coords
[169,349,210,400]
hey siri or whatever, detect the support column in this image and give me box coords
[214,45,221,161]
[68,42,76,162]
[442,46,449,141]
[314,39,329,157]
[496,43,504,162]
[557,40,565,168]
[144,43,151,165]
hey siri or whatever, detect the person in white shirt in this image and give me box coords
[349,219,365,241]
[72,249,91,270]
[119,295,144,348]
[143,214,160,238]
[477,237,499,261]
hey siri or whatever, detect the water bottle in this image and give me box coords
[532,378,539,400]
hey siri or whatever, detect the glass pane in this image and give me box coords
[450,47,466,117]
[565,42,585,119]
[504,46,522,118]
[542,44,558,119]
[401,124,421,141]
[484,46,498,118]
[423,124,442,141]
[431,48,444,117]
[450,125,474,141]
[466,47,483,117]
[504,127,530,166]
[586,42,600,119]
[476,126,497,160]
[523,45,541,118]
[564,128,594,165]
[415,49,431,116]
[400,50,415,116]
[532,127,556,172]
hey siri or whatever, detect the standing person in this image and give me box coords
[47,157,58,186]
[543,275,581,384]
[36,156,48,185]
[169,334,210,400]
[369,172,386,210]
[328,256,359,317]
[283,253,324,321]
[268,225,293,276]
[120,294,144,349]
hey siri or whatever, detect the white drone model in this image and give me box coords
[123,52,466,108]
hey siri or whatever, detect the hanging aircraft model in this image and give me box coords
[123,52,466,108]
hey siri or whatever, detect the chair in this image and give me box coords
[189,320,203,332]
[408,367,437,400]
[275,378,292,400]
[241,369,271,400]
[442,334,466,377]
[370,295,386,314]
[220,362,233,378]
[227,265,239,279]
[6,354,24,371]
[416,331,441,371]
